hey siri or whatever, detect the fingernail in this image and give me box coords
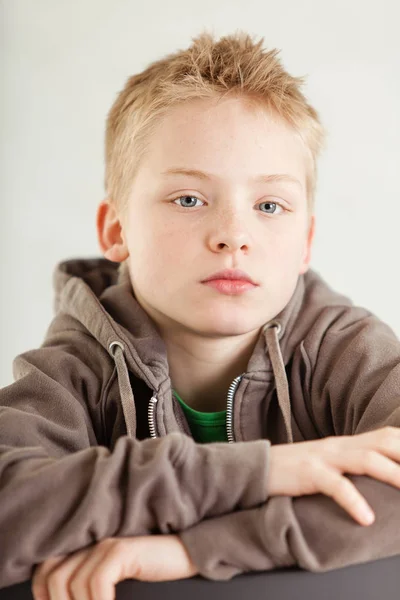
[363,509,375,524]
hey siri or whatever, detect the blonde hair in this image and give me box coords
[105,30,326,220]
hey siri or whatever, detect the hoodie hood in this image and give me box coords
[52,257,353,444]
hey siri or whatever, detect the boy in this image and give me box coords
[2,30,400,597]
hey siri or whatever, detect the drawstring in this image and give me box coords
[109,321,293,444]
[109,341,136,439]
[263,321,294,444]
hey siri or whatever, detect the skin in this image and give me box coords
[32,535,198,600]
[97,95,315,412]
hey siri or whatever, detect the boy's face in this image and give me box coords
[99,96,314,340]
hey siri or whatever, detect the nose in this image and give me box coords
[216,235,249,252]
[208,216,251,254]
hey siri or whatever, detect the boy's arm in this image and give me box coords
[179,474,400,580]
[0,325,270,589]
[178,309,400,580]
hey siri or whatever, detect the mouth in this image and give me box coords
[201,269,258,285]
[201,278,258,296]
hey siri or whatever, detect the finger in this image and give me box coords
[352,427,400,460]
[46,548,91,600]
[331,447,400,497]
[350,449,400,490]
[68,539,121,600]
[317,466,375,526]
[32,556,69,600]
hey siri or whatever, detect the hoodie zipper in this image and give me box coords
[148,373,245,442]
[226,374,244,443]
[148,396,158,438]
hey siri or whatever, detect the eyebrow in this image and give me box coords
[161,167,303,189]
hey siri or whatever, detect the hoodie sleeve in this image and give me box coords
[178,308,400,580]
[0,324,271,589]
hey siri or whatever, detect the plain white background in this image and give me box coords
[1,0,399,387]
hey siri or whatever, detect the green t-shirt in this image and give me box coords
[173,390,228,443]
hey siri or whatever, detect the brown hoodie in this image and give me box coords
[0,257,400,589]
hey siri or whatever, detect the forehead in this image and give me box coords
[140,97,308,189]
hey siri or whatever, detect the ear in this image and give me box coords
[96,199,129,263]
[299,214,315,275]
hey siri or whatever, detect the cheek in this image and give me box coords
[127,225,189,289]
[266,225,306,258]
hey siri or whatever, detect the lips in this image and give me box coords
[202,269,257,285]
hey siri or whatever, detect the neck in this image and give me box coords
[165,327,262,412]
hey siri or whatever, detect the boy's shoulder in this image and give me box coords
[281,267,399,364]
[298,268,399,364]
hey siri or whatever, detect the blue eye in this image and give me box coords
[260,201,283,215]
[173,195,203,208]
[172,195,285,214]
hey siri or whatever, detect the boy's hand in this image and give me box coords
[268,426,400,526]
[32,534,198,600]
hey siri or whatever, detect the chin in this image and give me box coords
[186,314,268,337]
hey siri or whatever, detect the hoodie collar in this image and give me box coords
[54,257,306,443]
